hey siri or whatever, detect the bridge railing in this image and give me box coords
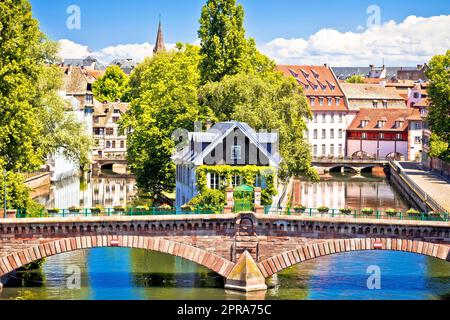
[15,206,223,219]
[388,159,447,214]
[312,156,388,163]
[266,207,449,222]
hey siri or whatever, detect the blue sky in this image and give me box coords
[29,0,450,66]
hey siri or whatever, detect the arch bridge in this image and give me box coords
[0,213,449,292]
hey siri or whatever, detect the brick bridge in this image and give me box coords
[0,213,449,292]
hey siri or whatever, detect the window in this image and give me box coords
[319,97,324,106]
[305,129,309,139]
[361,120,369,128]
[377,120,386,128]
[313,129,318,139]
[106,128,114,135]
[373,101,378,108]
[415,136,421,144]
[330,144,334,155]
[231,175,241,187]
[396,133,402,140]
[120,140,125,148]
[321,144,326,155]
[394,121,404,129]
[314,114,318,123]
[94,140,100,147]
[328,98,332,106]
[113,109,121,114]
[313,145,317,157]
[382,101,388,108]
[94,117,99,123]
[330,129,334,139]
[231,145,242,160]
[86,94,93,104]
[379,133,384,139]
[330,113,334,123]
[362,133,367,140]
[413,92,420,99]
[338,129,343,139]
[209,173,220,190]
[112,117,119,123]
[339,113,343,123]
[112,141,116,148]
[414,123,421,130]
[106,141,111,148]
[322,113,326,123]
[322,129,326,139]
[338,144,343,156]
[336,98,341,106]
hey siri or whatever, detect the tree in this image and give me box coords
[346,75,365,83]
[426,50,450,160]
[121,44,213,197]
[199,72,319,181]
[93,65,130,102]
[0,0,92,209]
[198,0,274,82]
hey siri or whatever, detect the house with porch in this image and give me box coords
[172,121,281,210]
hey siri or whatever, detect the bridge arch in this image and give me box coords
[257,238,450,278]
[0,236,235,280]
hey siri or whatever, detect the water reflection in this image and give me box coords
[34,174,137,209]
[1,249,448,300]
[297,172,409,211]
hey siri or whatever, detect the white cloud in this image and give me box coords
[58,39,176,64]
[58,15,450,67]
[259,15,450,66]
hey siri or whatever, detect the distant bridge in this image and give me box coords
[1,213,449,292]
[312,157,389,174]
[92,156,127,172]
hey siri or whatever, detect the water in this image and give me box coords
[293,171,410,211]
[34,173,137,209]
[1,249,448,300]
[7,172,446,300]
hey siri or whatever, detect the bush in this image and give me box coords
[181,204,194,211]
[135,205,149,212]
[159,204,173,211]
[385,208,397,216]
[90,207,102,214]
[340,208,352,215]
[114,206,126,212]
[406,209,420,215]
[69,206,80,213]
[189,189,225,209]
[48,208,59,214]
[317,206,329,213]
[294,205,306,212]
[361,208,374,215]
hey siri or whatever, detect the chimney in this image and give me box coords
[206,119,212,131]
[324,63,328,68]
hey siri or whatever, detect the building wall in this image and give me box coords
[307,111,353,157]
[408,121,423,161]
[175,164,197,207]
[347,139,408,159]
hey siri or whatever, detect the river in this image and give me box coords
[1,172,448,300]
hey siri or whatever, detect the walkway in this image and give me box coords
[399,162,450,213]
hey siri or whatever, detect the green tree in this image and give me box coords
[198,0,274,82]
[346,75,365,83]
[199,72,319,181]
[426,50,450,160]
[121,44,213,197]
[93,65,130,102]
[0,0,92,209]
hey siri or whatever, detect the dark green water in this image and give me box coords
[1,249,449,300]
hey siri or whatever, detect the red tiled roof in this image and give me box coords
[277,65,347,111]
[348,108,421,132]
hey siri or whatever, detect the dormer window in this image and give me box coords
[289,69,299,78]
[377,120,386,128]
[394,120,404,129]
[361,120,369,128]
[413,92,420,99]
[382,101,388,108]
[300,69,309,78]
[336,97,341,106]
[311,69,319,79]
[372,100,378,108]
[304,85,310,90]
[314,84,318,91]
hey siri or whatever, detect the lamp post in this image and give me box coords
[3,168,6,218]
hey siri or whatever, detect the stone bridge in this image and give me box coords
[0,213,449,292]
[312,158,388,174]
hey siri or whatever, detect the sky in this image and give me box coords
[29,0,450,66]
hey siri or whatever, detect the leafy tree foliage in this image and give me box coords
[198,0,274,82]
[345,75,365,83]
[121,44,213,197]
[199,72,318,181]
[93,65,130,102]
[0,0,92,209]
[426,50,450,160]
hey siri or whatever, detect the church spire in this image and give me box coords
[153,16,166,55]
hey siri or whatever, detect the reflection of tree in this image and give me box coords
[129,249,223,299]
[425,257,450,299]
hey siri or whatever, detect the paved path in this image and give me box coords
[399,162,450,212]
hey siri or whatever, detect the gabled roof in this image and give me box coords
[172,121,281,167]
[348,108,421,132]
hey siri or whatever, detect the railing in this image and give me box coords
[21,169,49,181]
[312,156,388,163]
[388,159,447,214]
[15,207,223,219]
[267,207,449,222]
